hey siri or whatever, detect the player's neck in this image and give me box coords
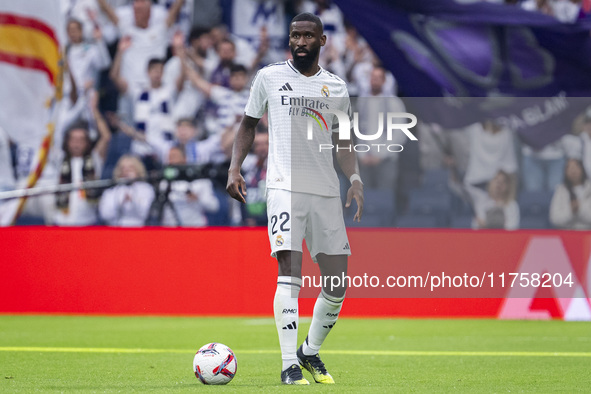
[291,59,320,77]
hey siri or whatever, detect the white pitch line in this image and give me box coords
[0,347,590,357]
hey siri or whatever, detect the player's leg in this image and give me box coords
[267,189,309,384]
[275,251,303,368]
[275,251,308,384]
[297,254,346,384]
[297,194,350,384]
[305,253,347,353]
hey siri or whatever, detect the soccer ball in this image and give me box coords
[193,342,237,385]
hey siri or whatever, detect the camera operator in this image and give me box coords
[160,145,219,226]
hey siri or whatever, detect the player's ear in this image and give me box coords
[320,34,327,47]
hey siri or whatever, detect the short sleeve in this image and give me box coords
[244,69,267,119]
[332,88,352,133]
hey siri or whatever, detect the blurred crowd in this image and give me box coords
[1,0,590,229]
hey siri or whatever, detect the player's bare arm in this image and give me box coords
[334,133,364,221]
[226,115,260,203]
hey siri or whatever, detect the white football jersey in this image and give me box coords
[244,60,350,197]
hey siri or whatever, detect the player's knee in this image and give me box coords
[321,289,345,307]
[277,251,302,277]
[322,278,347,299]
[320,271,348,299]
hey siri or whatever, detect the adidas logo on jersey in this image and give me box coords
[282,321,297,330]
[343,243,350,250]
[278,82,293,91]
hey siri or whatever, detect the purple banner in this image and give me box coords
[335,0,591,147]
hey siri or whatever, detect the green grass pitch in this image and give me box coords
[1,315,590,392]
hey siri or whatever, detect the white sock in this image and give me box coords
[302,290,344,356]
[273,276,301,371]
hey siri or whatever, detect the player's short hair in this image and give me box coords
[189,27,210,42]
[230,64,248,75]
[291,12,323,32]
[147,58,165,70]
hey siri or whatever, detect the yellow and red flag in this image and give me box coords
[0,1,62,225]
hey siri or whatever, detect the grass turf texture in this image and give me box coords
[1,316,590,392]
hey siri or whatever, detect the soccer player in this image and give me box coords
[226,12,364,385]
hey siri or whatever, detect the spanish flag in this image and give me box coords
[0,1,62,225]
[0,12,60,85]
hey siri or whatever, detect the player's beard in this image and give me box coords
[291,46,320,73]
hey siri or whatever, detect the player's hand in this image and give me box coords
[226,169,247,204]
[346,181,364,222]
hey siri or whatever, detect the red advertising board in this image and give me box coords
[1,228,589,319]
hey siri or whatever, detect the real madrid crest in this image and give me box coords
[275,235,284,246]
[321,85,329,97]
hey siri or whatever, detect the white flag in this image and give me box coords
[0,1,63,225]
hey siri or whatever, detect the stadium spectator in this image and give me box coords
[160,145,219,226]
[209,38,237,88]
[110,35,185,168]
[99,155,154,226]
[156,0,195,41]
[53,96,112,226]
[96,0,186,93]
[349,51,396,97]
[521,138,567,192]
[183,57,250,136]
[241,129,269,226]
[185,27,217,74]
[13,81,104,225]
[356,67,407,190]
[160,118,225,165]
[162,27,213,120]
[463,120,518,188]
[472,170,520,230]
[223,0,287,64]
[343,25,372,96]
[62,0,125,45]
[65,18,111,95]
[549,158,591,229]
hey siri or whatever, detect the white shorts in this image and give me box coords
[266,188,351,261]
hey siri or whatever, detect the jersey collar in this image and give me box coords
[287,60,323,78]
